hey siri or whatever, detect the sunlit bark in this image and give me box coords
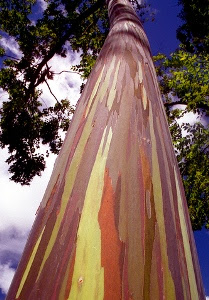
[7,0,205,299]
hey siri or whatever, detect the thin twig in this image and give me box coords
[44,80,59,103]
[53,70,82,76]
[202,143,209,153]
[27,0,104,94]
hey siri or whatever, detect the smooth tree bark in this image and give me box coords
[7,0,205,299]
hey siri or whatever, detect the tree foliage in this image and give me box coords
[0,0,107,184]
[154,51,209,113]
[0,0,149,184]
[175,123,209,230]
[166,109,209,230]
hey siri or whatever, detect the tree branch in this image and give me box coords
[44,80,59,103]
[202,143,209,153]
[27,0,104,97]
[53,70,81,76]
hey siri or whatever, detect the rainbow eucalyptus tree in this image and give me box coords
[6,0,205,299]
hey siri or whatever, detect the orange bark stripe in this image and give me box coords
[98,169,122,299]
[64,250,76,300]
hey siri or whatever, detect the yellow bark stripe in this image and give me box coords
[149,106,176,298]
[36,70,108,281]
[107,59,121,110]
[142,85,148,110]
[84,65,105,117]
[16,226,45,298]
[84,54,118,117]
[174,167,199,300]
[67,127,113,300]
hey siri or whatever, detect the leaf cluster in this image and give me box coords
[174,123,209,230]
[154,50,209,114]
[0,93,74,184]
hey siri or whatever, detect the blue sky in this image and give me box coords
[144,0,181,55]
[0,0,208,298]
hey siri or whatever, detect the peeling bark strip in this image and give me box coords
[7,0,205,299]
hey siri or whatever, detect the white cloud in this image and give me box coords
[0,88,9,110]
[0,36,22,58]
[0,226,30,295]
[178,109,200,126]
[0,263,15,294]
[0,148,57,295]
[37,0,48,11]
[40,48,82,107]
[170,104,199,125]
[205,297,209,300]
[0,227,27,257]
[0,148,57,232]
[171,104,208,137]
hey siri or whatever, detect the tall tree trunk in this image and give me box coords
[7,0,205,299]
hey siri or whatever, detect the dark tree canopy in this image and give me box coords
[177,0,209,53]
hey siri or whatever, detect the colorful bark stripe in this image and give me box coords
[7,0,205,299]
